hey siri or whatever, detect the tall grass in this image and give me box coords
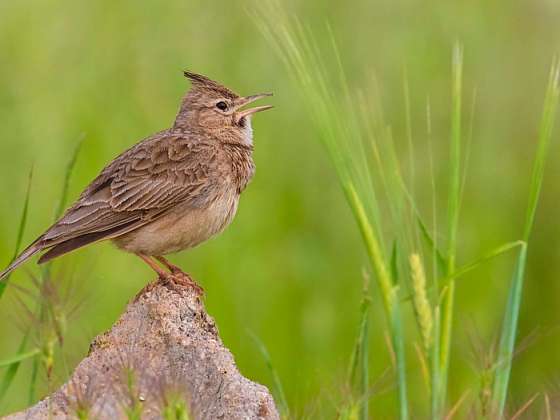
[0,137,83,406]
[254,5,411,418]
[0,168,33,403]
[254,2,559,417]
[434,44,463,419]
[248,331,290,418]
[346,275,371,420]
[491,63,560,418]
[0,167,33,300]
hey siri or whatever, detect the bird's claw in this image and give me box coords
[159,271,205,296]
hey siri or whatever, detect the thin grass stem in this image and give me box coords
[491,60,559,418]
[436,43,463,418]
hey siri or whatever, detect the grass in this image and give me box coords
[254,5,411,417]
[254,1,559,417]
[0,1,558,417]
[0,167,34,403]
[491,62,560,418]
[0,167,33,300]
[346,275,371,420]
[248,331,290,418]
[0,138,83,405]
[435,44,463,419]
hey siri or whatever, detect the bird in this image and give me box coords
[0,71,273,292]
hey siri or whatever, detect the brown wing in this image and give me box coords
[5,130,222,270]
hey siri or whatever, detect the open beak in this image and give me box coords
[234,93,273,122]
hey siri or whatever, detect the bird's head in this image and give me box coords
[174,71,272,145]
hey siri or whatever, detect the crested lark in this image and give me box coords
[0,71,272,291]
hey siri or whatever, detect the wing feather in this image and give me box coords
[38,131,222,250]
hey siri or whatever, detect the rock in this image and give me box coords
[6,276,279,420]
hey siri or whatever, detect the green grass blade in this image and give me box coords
[10,169,33,261]
[389,245,409,420]
[0,349,40,368]
[417,216,447,275]
[351,280,372,420]
[27,357,38,406]
[436,44,463,419]
[0,332,30,404]
[248,332,289,417]
[359,297,370,420]
[346,185,394,311]
[492,61,559,418]
[53,134,85,221]
[401,240,525,303]
[446,42,463,275]
[390,292,409,420]
[390,241,399,285]
[491,245,527,417]
[0,167,33,299]
[522,65,560,241]
[348,279,371,386]
[430,305,441,419]
[441,241,525,286]
[0,168,34,404]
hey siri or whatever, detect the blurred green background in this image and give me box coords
[0,0,559,417]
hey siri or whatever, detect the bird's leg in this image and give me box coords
[155,255,204,295]
[154,256,184,275]
[136,253,169,279]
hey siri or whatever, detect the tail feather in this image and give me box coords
[38,219,142,264]
[1,218,144,280]
[0,242,43,281]
[38,229,117,264]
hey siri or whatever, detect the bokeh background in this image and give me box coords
[1,0,559,417]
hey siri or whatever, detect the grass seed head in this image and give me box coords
[409,253,433,352]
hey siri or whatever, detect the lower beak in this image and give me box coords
[234,93,273,121]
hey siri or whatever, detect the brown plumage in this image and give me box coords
[0,71,272,289]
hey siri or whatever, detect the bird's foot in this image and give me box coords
[136,254,204,296]
[155,256,188,276]
[159,271,205,296]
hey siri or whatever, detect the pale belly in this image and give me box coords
[113,193,239,256]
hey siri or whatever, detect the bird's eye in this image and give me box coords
[215,101,228,111]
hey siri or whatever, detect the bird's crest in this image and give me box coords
[183,71,238,99]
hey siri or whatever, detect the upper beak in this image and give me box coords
[234,93,274,121]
